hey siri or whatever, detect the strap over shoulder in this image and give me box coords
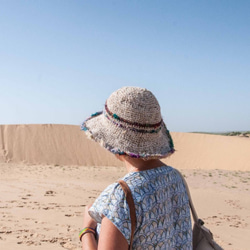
[118,180,137,250]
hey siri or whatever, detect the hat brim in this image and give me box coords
[81,112,174,159]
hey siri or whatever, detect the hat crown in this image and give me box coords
[106,87,162,125]
[82,86,174,159]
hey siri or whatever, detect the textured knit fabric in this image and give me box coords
[89,165,192,249]
[81,87,175,160]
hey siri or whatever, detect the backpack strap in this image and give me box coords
[118,180,137,250]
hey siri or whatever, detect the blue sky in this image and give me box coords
[0,0,249,132]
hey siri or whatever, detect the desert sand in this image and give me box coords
[0,124,250,250]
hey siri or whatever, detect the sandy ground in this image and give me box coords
[1,163,250,250]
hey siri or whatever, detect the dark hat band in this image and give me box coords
[105,102,162,129]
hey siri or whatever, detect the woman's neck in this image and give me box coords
[123,158,166,173]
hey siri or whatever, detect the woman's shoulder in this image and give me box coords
[98,165,181,201]
[90,180,125,207]
[88,181,126,222]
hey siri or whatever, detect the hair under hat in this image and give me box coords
[81,86,174,159]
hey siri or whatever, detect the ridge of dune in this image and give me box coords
[0,124,121,167]
[0,124,249,170]
[165,132,250,171]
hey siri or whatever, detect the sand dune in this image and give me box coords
[1,124,250,250]
[165,132,250,171]
[0,124,249,170]
[0,124,121,167]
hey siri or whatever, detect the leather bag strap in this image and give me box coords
[118,180,137,250]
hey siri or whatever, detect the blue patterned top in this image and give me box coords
[89,165,192,249]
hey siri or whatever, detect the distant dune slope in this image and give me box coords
[0,124,249,170]
[166,132,250,171]
[0,124,121,167]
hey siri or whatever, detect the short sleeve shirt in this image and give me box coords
[89,165,192,249]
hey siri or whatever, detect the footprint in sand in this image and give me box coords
[17,240,39,246]
[225,199,243,210]
[61,241,78,249]
[0,230,12,234]
[44,190,56,196]
[205,214,248,228]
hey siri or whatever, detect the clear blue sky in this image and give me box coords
[0,0,249,132]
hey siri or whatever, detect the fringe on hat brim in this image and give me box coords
[81,112,175,160]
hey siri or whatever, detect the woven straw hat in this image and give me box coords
[81,86,174,159]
